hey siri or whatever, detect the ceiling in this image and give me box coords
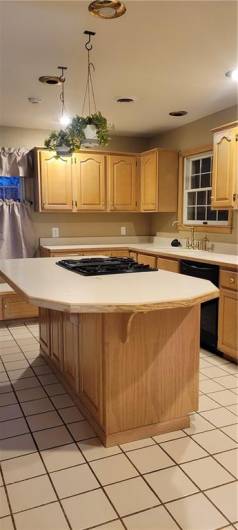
[0,0,237,136]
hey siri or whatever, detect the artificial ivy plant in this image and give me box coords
[44,112,110,156]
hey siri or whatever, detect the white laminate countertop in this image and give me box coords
[41,243,238,269]
[0,257,219,313]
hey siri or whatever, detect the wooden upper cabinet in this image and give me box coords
[140,150,158,211]
[73,153,106,211]
[139,149,178,213]
[38,150,73,211]
[212,123,238,209]
[108,155,137,211]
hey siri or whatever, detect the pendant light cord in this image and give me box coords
[82,32,97,116]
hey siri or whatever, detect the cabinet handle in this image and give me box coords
[75,201,78,208]
[229,277,235,284]
[233,194,237,201]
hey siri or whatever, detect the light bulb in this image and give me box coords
[231,68,238,81]
[225,68,238,81]
[59,113,71,127]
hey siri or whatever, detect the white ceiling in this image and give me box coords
[0,0,237,136]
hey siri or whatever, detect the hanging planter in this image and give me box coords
[44,31,110,156]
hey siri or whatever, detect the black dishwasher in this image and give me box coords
[181,260,219,352]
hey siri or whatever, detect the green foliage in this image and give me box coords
[44,112,110,155]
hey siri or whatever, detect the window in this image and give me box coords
[0,176,25,201]
[183,152,229,226]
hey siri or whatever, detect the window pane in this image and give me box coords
[207,190,212,205]
[201,173,211,188]
[187,191,196,205]
[191,159,200,175]
[197,191,206,205]
[207,207,217,221]
[201,157,211,173]
[218,210,229,221]
[191,174,200,189]
[187,207,196,220]
[197,206,206,220]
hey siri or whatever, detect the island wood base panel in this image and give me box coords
[39,306,200,446]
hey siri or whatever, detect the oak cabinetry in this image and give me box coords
[212,122,238,209]
[73,153,106,211]
[139,149,178,213]
[37,150,73,211]
[108,155,137,211]
[36,148,178,213]
[63,314,80,391]
[39,308,50,355]
[0,291,38,321]
[137,253,157,268]
[140,150,158,211]
[218,269,238,362]
[50,310,63,370]
[157,257,180,273]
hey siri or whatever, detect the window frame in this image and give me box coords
[178,145,232,234]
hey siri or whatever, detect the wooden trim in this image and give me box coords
[181,145,213,157]
[211,121,238,133]
[178,148,233,234]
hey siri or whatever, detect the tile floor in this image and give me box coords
[0,320,237,530]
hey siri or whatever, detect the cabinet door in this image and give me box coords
[74,154,106,211]
[212,128,237,209]
[50,310,63,370]
[39,308,50,356]
[108,155,137,211]
[137,253,157,268]
[157,257,180,273]
[218,288,238,361]
[78,314,103,424]
[2,294,38,320]
[63,314,79,392]
[140,151,158,211]
[39,150,73,211]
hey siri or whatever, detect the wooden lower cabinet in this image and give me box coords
[1,292,38,321]
[39,308,50,355]
[157,257,180,273]
[218,288,238,362]
[63,314,80,392]
[39,306,199,446]
[50,310,64,370]
[137,253,157,268]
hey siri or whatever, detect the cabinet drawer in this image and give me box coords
[157,257,180,273]
[129,251,138,261]
[3,294,38,320]
[220,270,238,291]
[137,253,157,268]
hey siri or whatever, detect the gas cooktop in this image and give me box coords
[56,257,157,276]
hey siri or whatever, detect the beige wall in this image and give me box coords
[150,105,238,243]
[150,105,237,151]
[0,126,149,153]
[0,125,150,239]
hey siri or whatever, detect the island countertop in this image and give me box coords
[0,257,219,313]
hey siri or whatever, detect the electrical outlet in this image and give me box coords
[120,226,126,236]
[52,227,59,238]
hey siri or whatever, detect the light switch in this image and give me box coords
[120,226,127,236]
[52,227,59,238]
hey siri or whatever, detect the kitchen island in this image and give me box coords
[0,257,219,446]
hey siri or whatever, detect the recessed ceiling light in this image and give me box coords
[169,110,188,117]
[225,68,238,81]
[88,1,126,19]
[28,97,42,104]
[116,97,136,103]
[39,75,62,85]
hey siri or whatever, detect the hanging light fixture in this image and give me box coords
[58,66,71,127]
[44,32,110,155]
[80,31,100,147]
